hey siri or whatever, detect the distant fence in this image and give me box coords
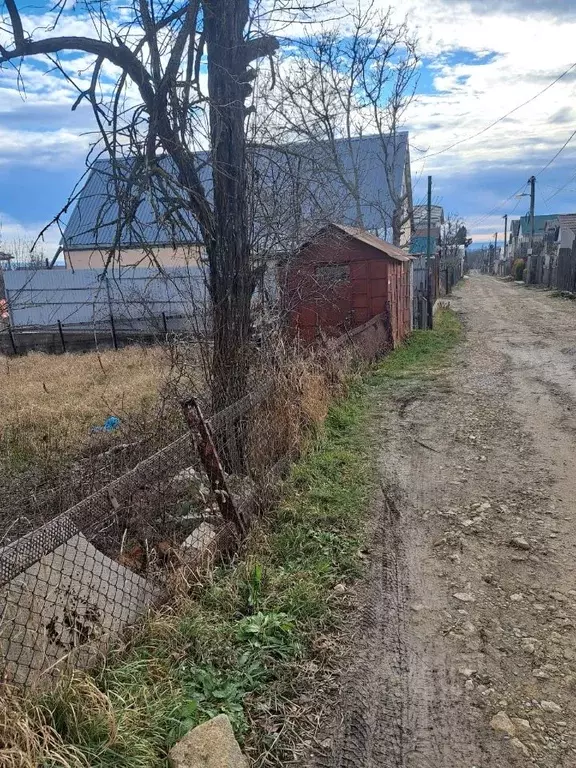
[412,256,463,329]
[2,266,205,328]
[0,314,190,356]
[0,313,392,688]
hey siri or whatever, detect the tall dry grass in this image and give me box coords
[0,347,170,471]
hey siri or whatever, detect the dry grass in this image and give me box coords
[0,347,171,470]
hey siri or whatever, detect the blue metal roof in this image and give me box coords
[519,213,560,236]
[62,134,409,250]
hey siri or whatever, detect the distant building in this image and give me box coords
[412,204,444,230]
[408,227,441,257]
[509,213,560,259]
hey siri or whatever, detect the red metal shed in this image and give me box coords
[286,223,412,346]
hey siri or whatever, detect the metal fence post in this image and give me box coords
[181,397,245,535]
[7,324,17,355]
[58,320,66,353]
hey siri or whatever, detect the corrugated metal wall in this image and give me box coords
[4,267,206,328]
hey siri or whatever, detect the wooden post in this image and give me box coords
[162,311,169,336]
[58,320,66,353]
[182,397,245,534]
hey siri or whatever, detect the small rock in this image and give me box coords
[479,501,492,511]
[511,717,531,733]
[458,667,476,678]
[540,700,562,713]
[168,714,248,768]
[479,455,487,462]
[465,679,475,691]
[333,583,346,594]
[509,537,531,551]
[410,602,424,612]
[549,592,567,602]
[511,554,527,562]
[510,593,524,602]
[449,553,461,563]
[490,711,516,737]
[510,737,529,756]
[533,669,550,679]
[453,592,476,603]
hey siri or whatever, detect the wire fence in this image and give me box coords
[0,311,393,688]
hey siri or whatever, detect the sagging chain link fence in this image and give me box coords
[0,312,392,688]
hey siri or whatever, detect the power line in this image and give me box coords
[416,61,576,162]
[536,127,576,177]
[468,182,528,230]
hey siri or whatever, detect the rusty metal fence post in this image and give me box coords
[181,397,246,535]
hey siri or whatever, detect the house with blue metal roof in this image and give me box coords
[61,133,413,269]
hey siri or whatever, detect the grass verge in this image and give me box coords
[3,309,461,768]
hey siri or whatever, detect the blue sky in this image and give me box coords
[2,0,576,255]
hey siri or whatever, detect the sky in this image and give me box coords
[1,0,576,256]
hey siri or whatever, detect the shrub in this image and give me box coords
[513,258,525,281]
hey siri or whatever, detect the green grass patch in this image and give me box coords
[9,310,462,768]
[370,308,461,382]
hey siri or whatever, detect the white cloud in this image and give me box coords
[0,213,61,260]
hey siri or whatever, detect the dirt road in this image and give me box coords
[318,275,576,767]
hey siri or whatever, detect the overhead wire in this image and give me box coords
[414,61,576,162]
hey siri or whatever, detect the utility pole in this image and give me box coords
[503,214,508,265]
[528,175,536,284]
[426,175,433,329]
[493,232,498,274]
[529,175,536,243]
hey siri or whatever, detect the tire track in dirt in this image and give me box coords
[311,275,576,768]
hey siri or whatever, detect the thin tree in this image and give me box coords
[256,1,418,245]
[0,0,278,409]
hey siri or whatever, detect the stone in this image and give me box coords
[511,737,530,756]
[168,714,248,768]
[490,711,516,737]
[511,717,531,733]
[464,678,475,691]
[453,592,476,603]
[510,593,524,602]
[509,537,530,551]
[549,592,567,602]
[333,583,346,594]
[540,700,562,713]
[533,669,551,679]
[458,667,476,677]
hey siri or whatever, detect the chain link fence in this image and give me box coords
[0,313,392,688]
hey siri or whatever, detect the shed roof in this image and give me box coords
[310,223,410,262]
[62,133,410,251]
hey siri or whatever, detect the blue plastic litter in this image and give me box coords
[91,416,121,433]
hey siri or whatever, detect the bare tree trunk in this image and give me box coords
[204,0,275,411]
